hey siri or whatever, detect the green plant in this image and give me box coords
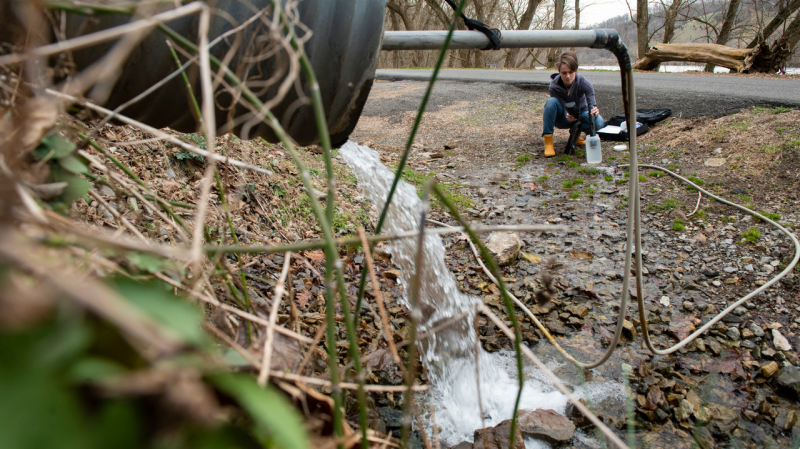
[570,191,581,199]
[562,180,574,188]
[759,144,780,153]
[687,176,705,186]
[667,164,679,171]
[608,156,617,161]
[604,175,613,182]
[615,179,628,185]
[577,166,602,175]
[556,155,571,162]
[672,219,685,231]
[754,212,781,222]
[649,171,662,178]
[517,155,531,163]
[638,174,647,182]
[572,178,584,184]
[692,210,706,220]
[585,187,595,195]
[647,197,680,211]
[772,105,792,114]
[537,175,549,182]
[32,133,91,207]
[568,161,579,168]
[547,162,555,167]
[742,227,761,243]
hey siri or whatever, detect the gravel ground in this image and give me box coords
[351,79,800,448]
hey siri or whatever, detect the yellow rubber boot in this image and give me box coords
[544,134,555,157]
[576,133,585,145]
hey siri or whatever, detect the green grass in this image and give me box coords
[692,210,706,220]
[649,171,662,178]
[616,178,628,185]
[754,212,781,222]
[399,167,475,211]
[687,176,705,186]
[638,174,647,182]
[568,161,579,168]
[563,180,574,188]
[648,197,680,211]
[759,144,780,153]
[572,178,584,184]
[667,164,679,171]
[547,162,555,167]
[555,155,571,162]
[585,187,595,195]
[517,155,531,162]
[537,175,549,182]
[577,166,602,175]
[672,219,685,232]
[570,192,581,199]
[742,227,761,243]
[604,175,613,182]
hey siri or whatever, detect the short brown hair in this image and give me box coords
[556,51,578,72]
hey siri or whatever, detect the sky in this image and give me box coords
[580,0,633,26]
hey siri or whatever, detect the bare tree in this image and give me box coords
[704,0,742,71]
[637,0,651,58]
[547,0,567,66]
[504,0,545,68]
[747,0,800,48]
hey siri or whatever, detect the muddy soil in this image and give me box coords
[351,80,800,448]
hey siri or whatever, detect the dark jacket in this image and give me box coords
[549,73,597,115]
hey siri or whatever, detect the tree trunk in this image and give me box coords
[504,0,543,68]
[750,10,800,72]
[705,0,741,72]
[662,0,683,43]
[636,0,650,60]
[547,0,566,67]
[747,0,800,48]
[633,43,755,71]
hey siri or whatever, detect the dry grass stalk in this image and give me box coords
[259,251,293,386]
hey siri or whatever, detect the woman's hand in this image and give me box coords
[590,106,599,116]
[566,113,577,122]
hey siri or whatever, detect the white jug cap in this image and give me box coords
[613,145,627,151]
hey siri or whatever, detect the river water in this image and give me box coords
[340,141,623,447]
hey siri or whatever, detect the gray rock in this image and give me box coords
[516,409,575,442]
[707,404,739,435]
[750,323,765,338]
[775,366,800,398]
[99,185,116,198]
[484,232,521,266]
[165,168,177,179]
[727,326,741,341]
[379,407,404,429]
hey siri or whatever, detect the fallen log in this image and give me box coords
[633,43,756,72]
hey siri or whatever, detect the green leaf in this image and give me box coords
[51,166,91,204]
[126,252,166,274]
[110,277,207,347]
[33,133,76,160]
[67,357,126,384]
[210,373,309,449]
[58,155,89,174]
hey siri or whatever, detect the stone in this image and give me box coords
[682,301,695,312]
[674,399,694,422]
[378,406,403,429]
[750,323,765,338]
[773,329,793,351]
[704,158,726,167]
[383,270,402,281]
[519,252,542,264]
[516,409,576,442]
[565,304,589,318]
[761,361,780,378]
[473,419,524,449]
[775,366,800,398]
[484,232,521,266]
[623,320,637,339]
[99,185,116,198]
[741,328,755,339]
[707,404,739,435]
[165,168,177,179]
[726,326,741,341]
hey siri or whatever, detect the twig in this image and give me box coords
[259,252,292,386]
[473,313,486,430]
[357,227,404,371]
[296,320,327,376]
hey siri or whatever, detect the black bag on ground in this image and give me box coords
[607,109,672,127]
[597,121,649,142]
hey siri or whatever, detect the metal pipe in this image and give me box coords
[381,30,601,51]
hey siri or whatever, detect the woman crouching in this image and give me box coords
[542,51,605,157]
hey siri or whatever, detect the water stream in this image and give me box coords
[340,141,621,447]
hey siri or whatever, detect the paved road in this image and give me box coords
[376,69,800,118]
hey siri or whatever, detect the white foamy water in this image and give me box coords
[339,141,622,447]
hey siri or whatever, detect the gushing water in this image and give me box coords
[340,141,621,446]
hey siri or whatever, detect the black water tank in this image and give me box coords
[3,0,386,147]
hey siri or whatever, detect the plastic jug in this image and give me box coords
[586,134,602,164]
[585,101,602,164]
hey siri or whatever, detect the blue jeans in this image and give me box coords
[542,97,605,136]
